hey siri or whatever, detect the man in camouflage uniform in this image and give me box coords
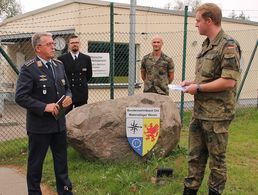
[141,35,175,95]
[181,3,241,195]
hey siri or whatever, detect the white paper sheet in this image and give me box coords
[168,84,186,91]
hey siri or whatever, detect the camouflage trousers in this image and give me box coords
[184,118,231,194]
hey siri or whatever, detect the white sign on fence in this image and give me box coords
[87,53,110,77]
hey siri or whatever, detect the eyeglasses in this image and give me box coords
[38,42,56,47]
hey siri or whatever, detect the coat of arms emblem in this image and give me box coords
[126,107,160,156]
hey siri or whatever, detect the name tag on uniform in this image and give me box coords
[82,68,87,71]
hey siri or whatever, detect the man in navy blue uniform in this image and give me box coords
[15,32,73,195]
[58,34,92,113]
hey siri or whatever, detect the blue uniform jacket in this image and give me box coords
[58,52,92,103]
[15,57,72,134]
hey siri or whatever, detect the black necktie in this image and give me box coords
[74,55,78,61]
[46,62,55,78]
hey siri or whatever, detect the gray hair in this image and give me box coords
[31,32,52,49]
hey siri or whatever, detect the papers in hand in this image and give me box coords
[168,84,186,92]
[54,95,67,120]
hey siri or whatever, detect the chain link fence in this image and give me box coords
[0,4,258,156]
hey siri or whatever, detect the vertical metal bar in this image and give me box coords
[180,6,188,122]
[110,3,115,99]
[237,39,258,101]
[0,46,19,75]
[128,0,136,96]
[0,46,19,117]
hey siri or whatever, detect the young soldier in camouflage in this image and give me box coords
[141,35,175,95]
[181,3,241,195]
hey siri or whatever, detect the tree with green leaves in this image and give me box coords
[0,0,22,20]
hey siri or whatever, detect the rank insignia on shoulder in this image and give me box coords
[25,59,35,67]
[36,61,43,68]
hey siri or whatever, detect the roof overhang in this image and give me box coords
[0,29,75,44]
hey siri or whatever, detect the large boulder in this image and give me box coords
[66,93,182,161]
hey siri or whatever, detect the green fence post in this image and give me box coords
[237,39,258,101]
[110,2,115,99]
[180,6,188,123]
[0,46,19,75]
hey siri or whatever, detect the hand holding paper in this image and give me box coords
[54,95,67,120]
[168,84,186,92]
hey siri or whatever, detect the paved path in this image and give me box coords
[0,167,27,195]
[0,167,56,195]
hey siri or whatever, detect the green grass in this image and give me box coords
[0,108,258,194]
[114,76,128,83]
[0,138,27,163]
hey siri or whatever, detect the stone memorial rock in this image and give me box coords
[66,93,182,161]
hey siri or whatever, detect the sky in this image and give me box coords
[19,0,258,21]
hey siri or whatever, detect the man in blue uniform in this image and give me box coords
[15,32,73,195]
[58,34,92,112]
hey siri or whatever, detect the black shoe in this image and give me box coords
[208,188,220,195]
[183,186,198,195]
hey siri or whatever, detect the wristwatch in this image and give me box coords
[196,84,201,93]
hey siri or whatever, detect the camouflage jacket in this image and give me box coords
[194,30,241,121]
[141,52,174,95]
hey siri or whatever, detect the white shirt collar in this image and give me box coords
[70,52,79,60]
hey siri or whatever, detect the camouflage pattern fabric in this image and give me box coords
[194,30,241,121]
[141,52,174,95]
[184,30,241,194]
[184,119,230,194]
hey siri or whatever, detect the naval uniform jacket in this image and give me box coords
[15,57,72,134]
[58,52,92,103]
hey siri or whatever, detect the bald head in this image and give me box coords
[152,35,163,52]
[152,35,163,44]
